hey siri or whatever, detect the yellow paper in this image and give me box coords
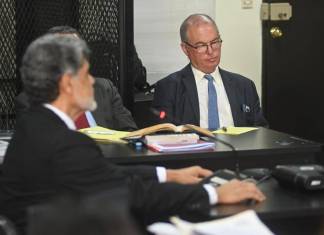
[213,127,258,135]
[79,126,129,144]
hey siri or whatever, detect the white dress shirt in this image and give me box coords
[85,111,97,127]
[192,66,234,128]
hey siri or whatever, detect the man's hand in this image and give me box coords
[217,179,266,204]
[166,166,213,184]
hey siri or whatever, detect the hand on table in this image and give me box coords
[217,179,266,204]
[166,166,213,184]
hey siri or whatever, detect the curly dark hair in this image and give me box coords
[20,34,90,105]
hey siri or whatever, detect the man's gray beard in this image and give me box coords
[77,97,97,112]
[88,100,97,112]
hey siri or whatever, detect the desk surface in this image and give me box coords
[214,178,324,219]
[1,129,323,234]
[99,128,322,170]
[213,178,324,234]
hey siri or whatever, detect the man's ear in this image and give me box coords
[58,74,74,95]
[180,42,189,57]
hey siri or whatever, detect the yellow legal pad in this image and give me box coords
[79,126,129,144]
[213,127,258,135]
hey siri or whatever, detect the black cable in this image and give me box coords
[202,133,241,180]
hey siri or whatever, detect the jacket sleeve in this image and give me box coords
[53,132,157,195]
[53,133,210,225]
[129,177,211,225]
[107,80,138,131]
[112,164,158,182]
[246,80,268,127]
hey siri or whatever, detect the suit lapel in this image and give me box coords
[219,68,242,126]
[181,65,200,123]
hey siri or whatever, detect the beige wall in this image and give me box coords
[134,0,262,97]
[134,0,216,85]
[216,0,262,97]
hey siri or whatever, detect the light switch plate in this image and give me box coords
[242,0,253,9]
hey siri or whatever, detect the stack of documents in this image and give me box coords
[144,133,200,145]
[148,210,274,235]
[147,140,215,153]
[79,126,129,144]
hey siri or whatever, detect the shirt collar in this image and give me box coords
[43,104,76,130]
[191,65,221,83]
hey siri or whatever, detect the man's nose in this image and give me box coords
[206,44,214,54]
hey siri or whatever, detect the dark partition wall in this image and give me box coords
[79,0,120,86]
[16,0,80,91]
[0,0,16,130]
[0,0,134,130]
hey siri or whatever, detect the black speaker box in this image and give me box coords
[272,165,324,190]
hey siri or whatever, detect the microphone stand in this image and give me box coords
[211,135,241,180]
[200,128,241,180]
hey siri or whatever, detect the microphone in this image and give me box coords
[149,107,177,125]
[150,107,167,120]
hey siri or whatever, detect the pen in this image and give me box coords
[85,130,115,135]
[256,175,271,185]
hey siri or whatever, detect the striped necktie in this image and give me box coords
[204,74,220,130]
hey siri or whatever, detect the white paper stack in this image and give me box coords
[147,140,215,153]
[148,210,274,235]
[144,133,200,145]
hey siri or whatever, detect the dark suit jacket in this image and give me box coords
[0,107,209,232]
[92,78,137,131]
[15,77,137,131]
[152,64,268,127]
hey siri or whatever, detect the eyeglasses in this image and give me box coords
[184,38,223,53]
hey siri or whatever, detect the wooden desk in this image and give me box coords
[99,128,323,171]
